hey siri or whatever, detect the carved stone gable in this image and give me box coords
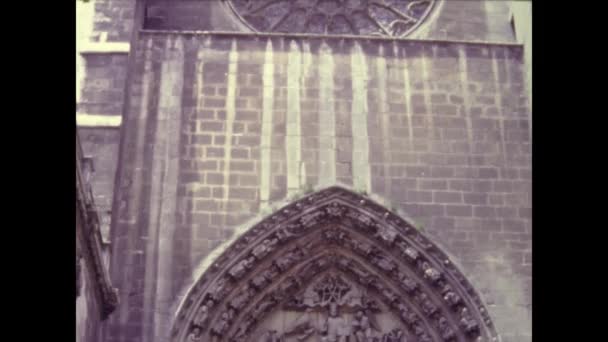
[172,187,497,342]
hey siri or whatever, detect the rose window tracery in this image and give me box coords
[226,0,437,37]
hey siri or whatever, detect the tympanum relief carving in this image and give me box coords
[172,187,496,342]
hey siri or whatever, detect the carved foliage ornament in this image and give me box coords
[226,0,437,38]
[172,187,496,342]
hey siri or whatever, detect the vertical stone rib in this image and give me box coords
[153,36,184,341]
[421,47,434,139]
[351,42,371,193]
[142,35,184,342]
[318,42,336,186]
[300,41,313,186]
[491,48,508,164]
[458,47,474,147]
[221,39,238,219]
[286,40,302,194]
[118,36,153,333]
[190,39,206,266]
[402,47,414,147]
[260,39,274,206]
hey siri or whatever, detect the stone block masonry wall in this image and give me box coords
[91,0,137,42]
[108,32,530,342]
[79,54,129,116]
[79,128,121,241]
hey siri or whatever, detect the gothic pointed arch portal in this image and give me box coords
[172,187,497,342]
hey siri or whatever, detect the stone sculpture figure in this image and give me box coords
[438,316,456,340]
[208,277,232,301]
[229,257,255,280]
[321,303,350,342]
[398,274,418,293]
[372,255,397,273]
[352,310,379,342]
[274,247,304,271]
[259,330,281,342]
[276,227,297,242]
[283,308,316,341]
[458,307,479,334]
[193,300,214,328]
[419,261,441,283]
[374,225,398,245]
[187,326,202,341]
[382,328,404,342]
[210,312,231,341]
[443,290,462,307]
[416,293,438,316]
[252,293,279,317]
[252,238,279,259]
[397,241,419,262]
[250,266,279,289]
[229,286,256,310]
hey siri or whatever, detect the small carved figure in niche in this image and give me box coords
[232,314,255,341]
[374,225,398,245]
[396,302,417,325]
[382,328,404,342]
[259,330,281,342]
[276,226,297,242]
[369,279,398,305]
[208,277,232,301]
[284,308,316,341]
[279,276,302,296]
[352,310,380,342]
[321,303,350,342]
[252,238,279,259]
[210,312,231,340]
[443,290,462,307]
[274,246,304,271]
[252,293,279,317]
[352,212,375,230]
[417,333,433,342]
[362,296,381,312]
[187,326,203,341]
[411,320,426,336]
[398,274,418,293]
[416,293,439,316]
[193,299,214,328]
[397,241,419,262]
[326,202,346,218]
[229,286,256,311]
[419,261,442,283]
[350,239,375,256]
[300,211,325,228]
[372,254,397,273]
[323,228,347,245]
[250,265,279,289]
[229,257,255,280]
[437,316,456,341]
[458,307,480,334]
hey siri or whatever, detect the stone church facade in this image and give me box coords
[76,1,531,342]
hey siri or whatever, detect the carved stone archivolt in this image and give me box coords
[172,187,497,342]
[226,0,437,38]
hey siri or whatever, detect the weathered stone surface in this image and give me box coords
[78,2,531,342]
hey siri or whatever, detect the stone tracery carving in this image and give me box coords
[173,187,496,342]
[226,0,437,38]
